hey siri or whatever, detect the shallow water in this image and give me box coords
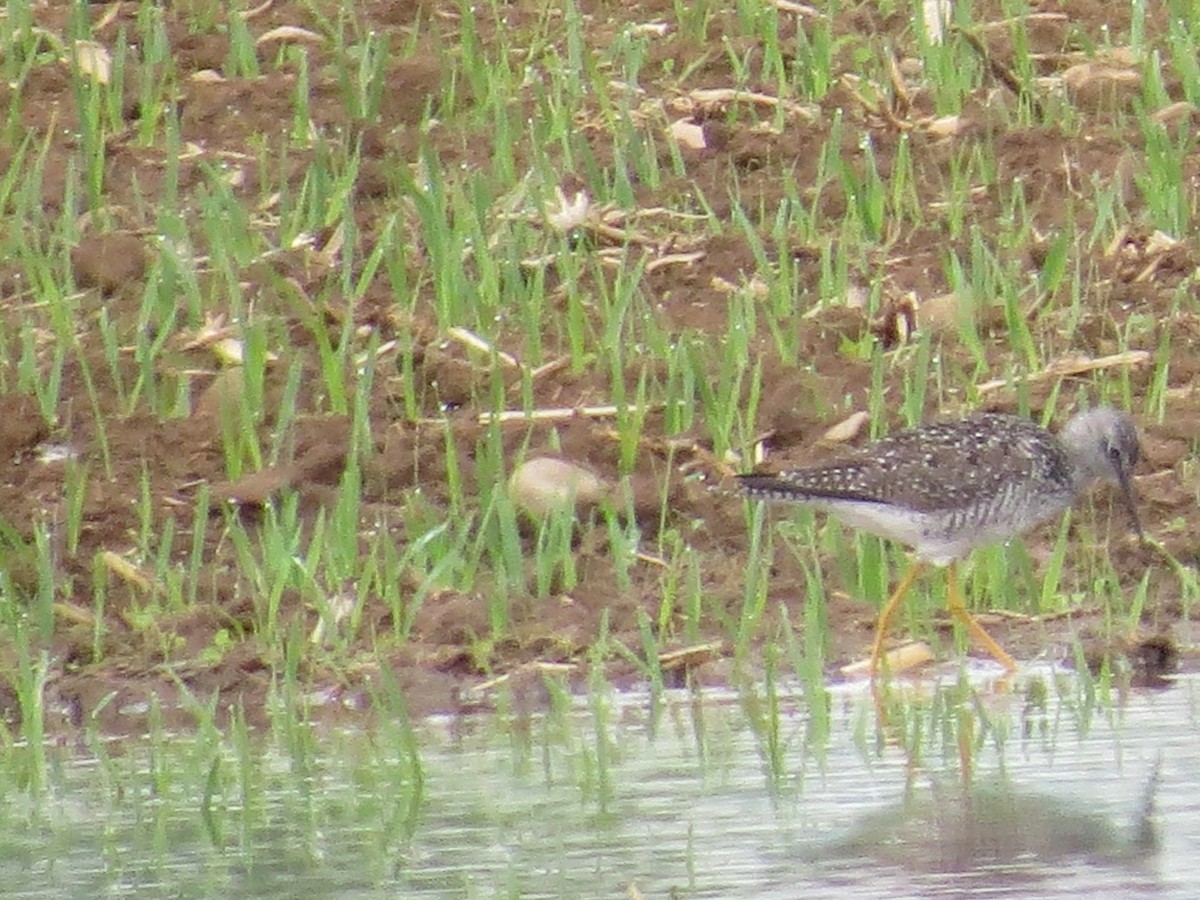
[2,668,1199,898]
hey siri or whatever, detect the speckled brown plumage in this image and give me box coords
[738,408,1142,566]
[738,406,1143,677]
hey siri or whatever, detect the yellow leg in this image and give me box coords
[868,561,927,678]
[944,562,1018,672]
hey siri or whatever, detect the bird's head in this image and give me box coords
[1060,407,1143,540]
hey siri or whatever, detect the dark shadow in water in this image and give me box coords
[784,760,1163,895]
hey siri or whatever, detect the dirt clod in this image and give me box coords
[70,234,147,296]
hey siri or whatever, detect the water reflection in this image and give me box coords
[807,766,1160,895]
[0,671,1197,898]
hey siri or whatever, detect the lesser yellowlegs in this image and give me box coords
[738,407,1143,674]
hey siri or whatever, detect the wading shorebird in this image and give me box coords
[738,407,1143,675]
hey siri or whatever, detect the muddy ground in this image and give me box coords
[0,0,1197,735]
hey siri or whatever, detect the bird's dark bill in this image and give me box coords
[1117,469,1144,541]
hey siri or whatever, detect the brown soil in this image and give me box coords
[0,0,1196,735]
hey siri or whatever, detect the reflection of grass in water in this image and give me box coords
[821,666,1164,878]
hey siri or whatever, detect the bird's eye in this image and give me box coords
[1107,444,1129,468]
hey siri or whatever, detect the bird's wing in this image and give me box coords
[739,416,1071,514]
